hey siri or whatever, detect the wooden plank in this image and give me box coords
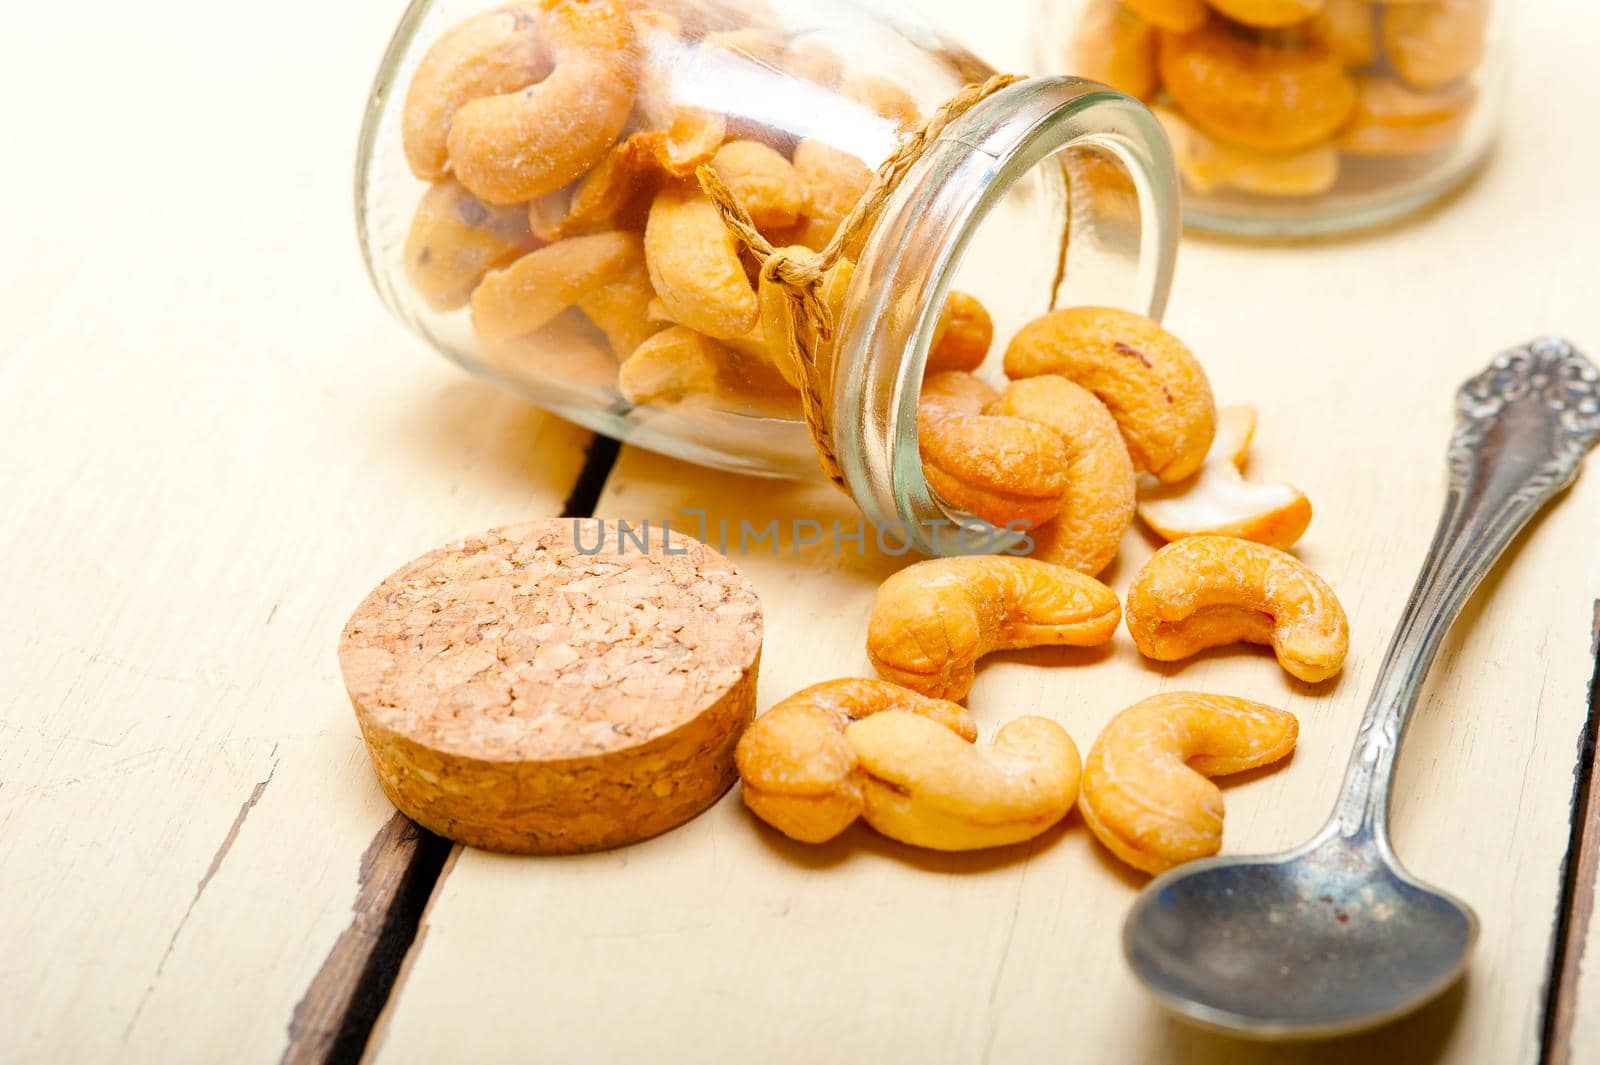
[366,2,1600,1063]
[0,3,596,1061]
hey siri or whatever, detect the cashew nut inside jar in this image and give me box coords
[356,0,1180,555]
[1039,0,1506,237]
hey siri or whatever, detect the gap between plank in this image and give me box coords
[1538,599,1600,1065]
[280,432,623,1064]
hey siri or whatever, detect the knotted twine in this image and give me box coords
[694,72,1024,491]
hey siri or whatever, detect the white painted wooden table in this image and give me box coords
[2,1,1597,1063]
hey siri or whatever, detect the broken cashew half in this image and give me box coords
[868,556,1121,702]
[1079,692,1299,875]
[734,678,977,843]
[1125,535,1349,683]
[447,0,638,205]
[848,713,1082,851]
[1137,404,1313,550]
[990,375,1137,577]
[1004,306,1217,484]
[926,292,995,374]
[918,372,1072,533]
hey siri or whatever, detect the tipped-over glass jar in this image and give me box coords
[357,0,1179,554]
[1039,0,1504,236]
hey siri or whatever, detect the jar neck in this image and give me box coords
[829,76,1179,557]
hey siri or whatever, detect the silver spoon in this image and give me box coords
[1122,337,1600,1039]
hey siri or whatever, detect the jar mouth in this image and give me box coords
[830,76,1179,557]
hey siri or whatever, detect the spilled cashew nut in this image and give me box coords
[1072,0,1159,100]
[1158,19,1356,154]
[991,375,1136,577]
[734,678,977,843]
[1154,105,1339,199]
[1004,306,1217,483]
[848,713,1082,851]
[404,178,537,311]
[1125,535,1349,683]
[1337,76,1476,158]
[645,182,760,339]
[926,292,994,374]
[471,231,643,341]
[1079,692,1299,875]
[401,5,547,181]
[1381,0,1490,91]
[1137,404,1313,549]
[868,556,1121,702]
[918,372,1072,533]
[447,0,638,204]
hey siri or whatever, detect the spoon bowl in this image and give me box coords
[1125,834,1478,1038]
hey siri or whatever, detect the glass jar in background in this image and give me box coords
[356,0,1179,554]
[1038,0,1504,237]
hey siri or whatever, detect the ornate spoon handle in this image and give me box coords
[1330,338,1600,842]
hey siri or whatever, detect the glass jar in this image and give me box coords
[1038,0,1504,236]
[356,0,1179,554]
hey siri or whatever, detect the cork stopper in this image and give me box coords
[340,519,762,854]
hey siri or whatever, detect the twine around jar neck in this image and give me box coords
[695,73,1024,491]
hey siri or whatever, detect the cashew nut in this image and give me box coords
[1206,0,1325,30]
[926,291,994,374]
[404,178,537,311]
[1337,75,1476,158]
[1071,0,1159,100]
[1314,0,1378,69]
[1003,306,1217,484]
[471,231,643,341]
[755,250,854,387]
[447,0,638,205]
[867,556,1122,702]
[480,307,621,391]
[1121,0,1206,34]
[1381,0,1490,91]
[1154,105,1339,199]
[575,259,662,358]
[617,323,792,407]
[918,372,1072,533]
[990,375,1136,576]
[1125,535,1349,683]
[734,678,977,843]
[708,140,809,232]
[841,74,922,130]
[644,182,759,339]
[400,5,547,181]
[790,139,872,251]
[1079,692,1299,875]
[848,713,1082,851]
[1137,404,1313,549]
[1158,19,1356,154]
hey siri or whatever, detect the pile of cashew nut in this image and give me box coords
[1072,0,1490,199]
[738,307,1350,870]
[397,0,979,415]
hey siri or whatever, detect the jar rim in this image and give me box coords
[830,75,1180,557]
